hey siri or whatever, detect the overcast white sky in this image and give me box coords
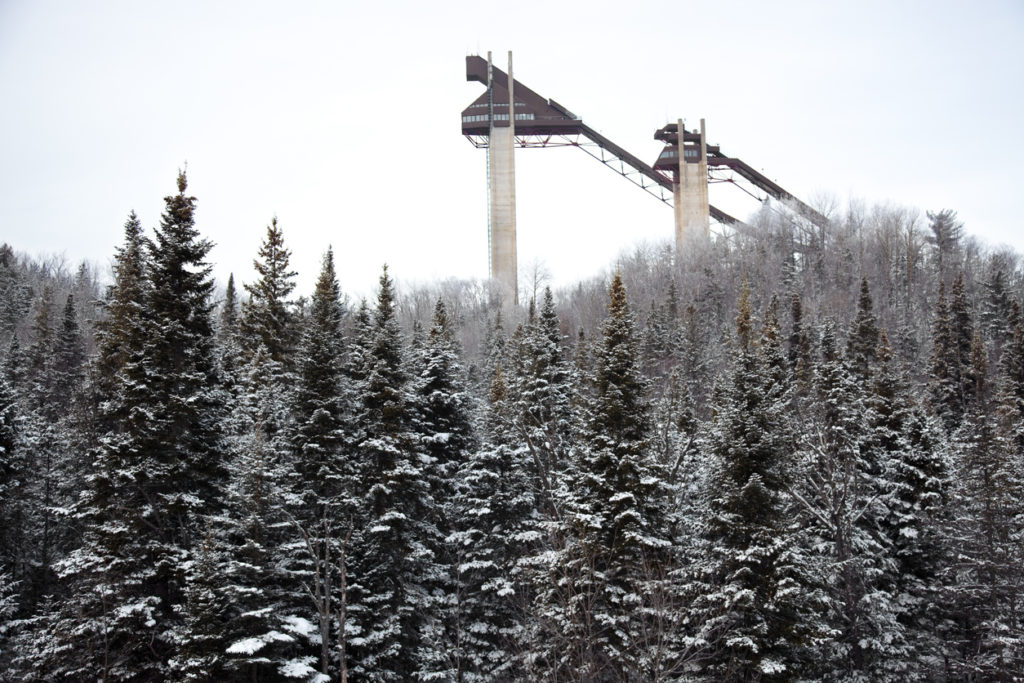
[1,0,1022,299]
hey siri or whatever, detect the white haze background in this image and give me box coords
[1,0,1021,297]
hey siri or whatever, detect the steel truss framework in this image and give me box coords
[462,55,828,239]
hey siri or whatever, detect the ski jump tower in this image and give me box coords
[461,52,827,304]
[654,120,711,250]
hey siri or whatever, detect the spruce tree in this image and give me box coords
[688,281,822,681]
[216,273,243,391]
[869,331,951,676]
[348,266,434,680]
[37,172,227,679]
[0,369,24,606]
[506,287,576,518]
[800,319,909,680]
[945,334,1024,679]
[929,281,958,431]
[846,277,879,380]
[407,298,477,679]
[93,211,149,413]
[551,273,674,680]
[450,362,537,680]
[284,248,358,680]
[241,217,297,367]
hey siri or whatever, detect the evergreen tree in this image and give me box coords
[846,277,879,380]
[980,263,1014,354]
[0,369,24,603]
[142,166,227,574]
[407,298,477,679]
[949,273,975,411]
[450,363,537,680]
[787,291,813,399]
[929,281,958,430]
[217,273,243,390]
[34,172,227,679]
[688,281,823,681]
[283,247,359,680]
[926,208,963,280]
[506,287,576,518]
[800,319,909,680]
[869,331,951,676]
[25,285,55,393]
[348,266,434,681]
[547,273,674,680]
[93,211,149,413]
[0,243,33,342]
[945,334,1024,679]
[996,299,1024,458]
[241,217,298,366]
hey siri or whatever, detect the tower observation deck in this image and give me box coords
[461,53,827,304]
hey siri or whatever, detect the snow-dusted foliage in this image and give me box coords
[2,189,1024,680]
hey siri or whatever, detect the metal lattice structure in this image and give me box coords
[462,53,827,300]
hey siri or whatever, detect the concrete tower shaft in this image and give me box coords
[676,118,710,249]
[487,52,517,305]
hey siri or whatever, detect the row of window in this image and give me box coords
[462,113,537,123]
[467,102,528,109]
[660,148,700,158]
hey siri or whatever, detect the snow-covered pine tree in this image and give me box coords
[141,167,228,587]
[687,281,823,681]
[92,212,149,413]
[449,361,537,680]
[28,172,227,680]
[928,280,957,431]
[0,367,23,629]
[216,273,244,391]
[405,298,477,680]
[544,273,674,680]
[930,274,975,431]
[787,291,813,400]
[798,317,909,680]
[348,266,435,681]
[868,330,951,676]
[944,332,1024,679]
[995,299,1024,457]
[0,244,33,343]
[847,277,880,380]
[175,339,306,682]
[8,283,88,611]
[15,210,156,679]
[241,217,298,368]
[505,287,576,519]
[280,247,360,680]
[980,262,1015,355]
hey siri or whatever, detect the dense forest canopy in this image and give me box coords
[1,173,1022,681]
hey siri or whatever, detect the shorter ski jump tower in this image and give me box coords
[461,52,826,304]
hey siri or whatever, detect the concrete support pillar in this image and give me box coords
[488,51,518,305]
[674,117,710,252]
[489,126,517,304]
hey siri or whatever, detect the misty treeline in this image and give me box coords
[1,172,1022,682]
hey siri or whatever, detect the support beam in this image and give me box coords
[487,51,518,305]
[675,118,710,251]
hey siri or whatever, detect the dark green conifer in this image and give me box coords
[688,281,822,681]
[241,217,297,366]
[349,266,434,680]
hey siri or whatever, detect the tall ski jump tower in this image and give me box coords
[488,53,518,306]
[462,51,589,305]
[467,52,518,305]
[461,54,826,305]
[462,54,716,304]
[654,120,711,248]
